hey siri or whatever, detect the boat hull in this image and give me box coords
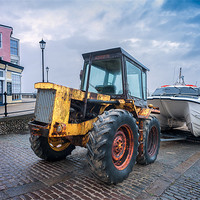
[148,97,200,137]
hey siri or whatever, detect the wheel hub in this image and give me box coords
[147,126,158,156]
[112,131,126,160]
[112,125,134,170]
[48,137,70,152]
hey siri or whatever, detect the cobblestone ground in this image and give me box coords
[0,132,199,200]
[159,159,200,200]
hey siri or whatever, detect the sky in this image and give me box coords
[1,0,200,93]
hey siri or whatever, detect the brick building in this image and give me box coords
[0,24,24,104]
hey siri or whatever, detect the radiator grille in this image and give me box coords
[34,89,56,123]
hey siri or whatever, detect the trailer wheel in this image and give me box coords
[87,109,138,184]
[29,135,75,161]
[137,116,160,165]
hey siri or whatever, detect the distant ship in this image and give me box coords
[148,68,200,137]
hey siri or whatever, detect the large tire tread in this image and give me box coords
[87,109,139,184]
[29,135,75,161]
[137,116,160,165]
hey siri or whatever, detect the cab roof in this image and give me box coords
[82,47,149,71]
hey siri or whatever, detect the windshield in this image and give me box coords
[180,87,199,95]
[82,58,123,95]
[152,86,200,96]
[152,87,180,96]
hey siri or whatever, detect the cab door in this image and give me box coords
[125,59,147,104]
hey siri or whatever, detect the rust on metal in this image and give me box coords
[138,108,151,119]
[112,124,134,170]
[29,122,49,137]
[31,82,160,150]
[33,82,110,138]
[138,120,144,158]
[65,134,89,147]
[48,137,70,151]
[147,126,159,156]
[151,109,160,114]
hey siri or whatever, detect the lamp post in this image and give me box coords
[39,39,46,82]
[46,66,49,82]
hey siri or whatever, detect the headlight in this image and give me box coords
[54,123,66,134]
[56,125,62,133]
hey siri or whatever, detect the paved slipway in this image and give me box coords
[0,131,199,200]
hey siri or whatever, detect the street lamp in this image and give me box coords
[39,39,46,82]
[46,66,49,82]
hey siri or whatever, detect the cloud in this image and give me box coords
[0,0,200,94]
[152,40,181,52]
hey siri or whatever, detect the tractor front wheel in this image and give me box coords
[87,109,138,184]
[29,135,75,161]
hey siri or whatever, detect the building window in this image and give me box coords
[11,59,18,65]
[12,73,21,100]
[10,39,18,56]
[0,33,2,48]
[0,70,3,77]
[7,82,12,95]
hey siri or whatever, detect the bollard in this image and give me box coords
[4,92,7,117]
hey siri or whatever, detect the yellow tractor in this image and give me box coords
[29,47,160,184]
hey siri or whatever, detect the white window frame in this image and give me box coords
[10,38,19,56]
[11,72,22,101]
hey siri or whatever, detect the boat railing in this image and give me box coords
[152,94,199,99]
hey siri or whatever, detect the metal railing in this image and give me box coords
[0,92,36,117]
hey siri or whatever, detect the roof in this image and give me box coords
[0,24,13,36]
[0,24,13,30]
[0,59,24,71]
[10,37,19,41]
[82,47,149,71]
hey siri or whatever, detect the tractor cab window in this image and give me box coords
[142,71,147,100]
[126,60,143,99]
[82,58,123,95]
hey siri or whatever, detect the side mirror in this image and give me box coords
[80,70,83,81]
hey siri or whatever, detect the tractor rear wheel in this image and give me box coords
[137,116,160,165]
[87,109,138,184]
[29,135,75,161]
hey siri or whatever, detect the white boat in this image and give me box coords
[148,69,200,137]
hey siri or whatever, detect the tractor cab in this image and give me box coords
[81,47,149,107]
